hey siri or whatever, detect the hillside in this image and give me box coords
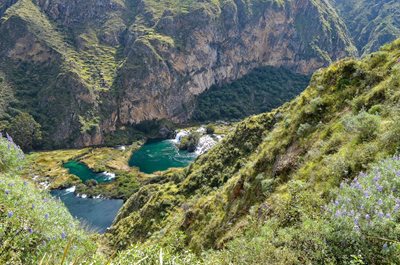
[108,39,400,264]
[0,136,99,264]
[0,0,357,148]
[2,39,400,264]
[333,0,400,55]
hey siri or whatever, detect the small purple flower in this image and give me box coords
[377,185,383,192]
[378,211,384,218]
[334,200,339,206]
[31,204,35,210]
[386,213,391,219]
[44,213,49,220]
[7,211,13,218]
[359,172,367,178]
[6,133,13,143]
[43,198,48,203]
[364,191,370,198]
[383,243,388,250]
[378,199,383,205]
[335,210,342,218]
[373,175,381,182]
[27,227,33,234]
[394,204,400,213]
[365,214,370,220]
[61,232,67,239]
[23,181,28,186]
[5,190,10,195]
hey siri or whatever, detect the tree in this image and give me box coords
[7,112,42,151]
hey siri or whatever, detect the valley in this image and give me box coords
[1,0,400,264]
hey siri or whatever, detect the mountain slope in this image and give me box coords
[109,39,400,262]
[333,0,400,55]
[0,0,357,148]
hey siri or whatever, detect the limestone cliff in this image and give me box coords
[0,0,358,147]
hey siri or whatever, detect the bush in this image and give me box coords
[0,135,98,264]
[326,156,400,264]
[343,111,380,142]
[6,112,42,151]
[191,66,309,121]
[179,133,201,152]
[0,133,25,173]
[205,124,215,134]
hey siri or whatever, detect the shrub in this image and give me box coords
[0,133,25,173]
[0,135,98,264]
[325,156,400,264]
[6,112,42,151]
[179,133,201,152]
[343,111,380,142]
[205,124,215,134]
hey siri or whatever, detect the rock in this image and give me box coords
[0,0,358,148]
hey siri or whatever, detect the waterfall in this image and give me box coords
[65,186,76,193]
[173,130,189,143]
[100,171,116,181]
[195,135,217,155]
[173,127,223,155]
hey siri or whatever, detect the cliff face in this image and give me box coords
[0,0,358,147]
[332,0,400,55]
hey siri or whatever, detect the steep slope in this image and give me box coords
[0,136,98,264]
[333,0,400,55]
[109,39,400,260]
[0,0,356,148]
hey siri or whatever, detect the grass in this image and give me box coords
[109,39,400,263]
[0,136,100,264]
[24,141,146,199]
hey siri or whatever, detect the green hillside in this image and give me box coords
[1,38,400,265]
[109,39,400,264]
[0,136,99,264]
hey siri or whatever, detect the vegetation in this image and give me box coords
[1,0,400,262]
[333,0,400,55]
[191,66,309,121]
[0,0,358,148]
[6,112,42,151]
[109,39,400,264]
[0,135,99,264]
[25,142,145,200]
[178,132,201,152]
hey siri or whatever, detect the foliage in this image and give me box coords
[110,39,400,259]
[325,156,400,264]
[333,0,400,55]
[205,124,215,134]
[0,133,25,173]
[191,66,309,121]
[6,112,42,151]
[178,132,201,152]
[0,137,98,265]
